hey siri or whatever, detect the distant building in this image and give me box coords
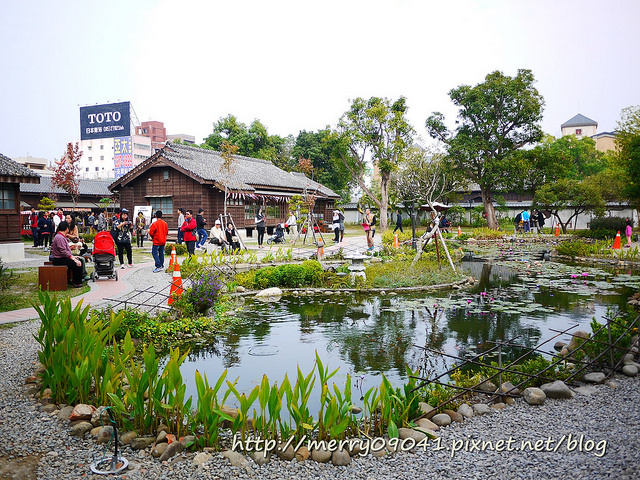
[136,121,167,152]
[13,156,53,176]
[0,153,40,260]
[592,131,617,152]
[166,134,196,145]
[561,114,598,139]
[75,135,152,180]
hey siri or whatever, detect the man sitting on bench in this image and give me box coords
[208,219,229,252]
[51,220,84,288]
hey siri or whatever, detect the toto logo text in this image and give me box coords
[86,111,122,124]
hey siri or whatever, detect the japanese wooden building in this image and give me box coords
[20,176,116,212]
[108,142,340,233]
[0,153,40,260]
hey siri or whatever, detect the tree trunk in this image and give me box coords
[379,172,390,231]
[480,186,499,229]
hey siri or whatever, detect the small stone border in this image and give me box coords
[227,277,474,298]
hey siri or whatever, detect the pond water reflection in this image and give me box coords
[178,254,637,406]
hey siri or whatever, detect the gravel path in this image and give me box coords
[1,319,638,479]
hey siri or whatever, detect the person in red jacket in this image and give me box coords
[180,209,197,257]
[148,210,169,272]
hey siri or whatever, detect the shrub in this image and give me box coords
[83,232,96,244]
[589,217,632,238]
[381,229,413,246]
[165,243,188,256]
[184,270,223,314]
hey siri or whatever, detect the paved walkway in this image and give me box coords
[0,232,380,325]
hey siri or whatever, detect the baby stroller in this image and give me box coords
[267,223,287,245]
[91,231,118,281]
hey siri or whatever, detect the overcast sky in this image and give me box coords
[1,0,638,161]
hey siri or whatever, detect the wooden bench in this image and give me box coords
[39,262,72,291]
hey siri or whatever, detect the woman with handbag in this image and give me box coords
[362,208,375,250]
[225,222,241,252]
[113,209,134,268]
[135,211,147,248]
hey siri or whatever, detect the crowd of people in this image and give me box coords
[514,209,546,233]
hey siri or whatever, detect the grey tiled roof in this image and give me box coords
[561,114,597,128]
[0,153,40,178]
[157,143,339,198]
[20,176,112,196]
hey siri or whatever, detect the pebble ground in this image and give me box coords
[1,318,638,479]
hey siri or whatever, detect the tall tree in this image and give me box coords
[615,105,640,211]
[203,114,290,167]
[291,129,352,200]
[426,69,545,229]
[52,142,82,208]
[534,177,605,233]
[337,96,414,230]
[517,134,606,195]
[219,140,239,217]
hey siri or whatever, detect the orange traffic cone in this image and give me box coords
[457,226,462,237]
[169,245,178,267]
[168,263,183,305]
[613,231,621,250]
[393,233,399,248]
[554,225,559,237]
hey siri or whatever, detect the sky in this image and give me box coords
[1,0,639,162]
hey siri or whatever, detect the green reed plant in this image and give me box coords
[158,347,191,438]
[283,366,316,442]
[193,369,234,448]
[33,292,124,405]
[227,382,259,446]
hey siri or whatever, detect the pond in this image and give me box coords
[178,243,640,407]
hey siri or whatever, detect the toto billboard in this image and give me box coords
[80,101,131,140]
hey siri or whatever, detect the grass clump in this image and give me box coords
[365,258,465,288]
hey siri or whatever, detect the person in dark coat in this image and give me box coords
[393,210,404,233]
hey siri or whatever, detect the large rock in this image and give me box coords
[311,447,332,463]
[41,404,57,413]
[121,431,137,445]
[181,435,196,447]
[130,436,156,450]
[69,404,95,422]
[295,446,310,462]
[250,451,270,466]
[57,405,74,421]
[255,287,283,298]
[159,441,184,461]
[418,402,435,418]
[472,404,492,416]
[583,372,606,384]
[443,409,464,423]
[276,443,295,461]
[431,413,451,427]
[622,364,638,377]
[332,449,351,466]
[623,353,636,365]
[573,386,598,396]
[554,341,567,351]
[398,428,427,442]
[540,380,573,399]
[71,421,93,437]
[499,381,521,397]
[151,443,169,458]
[222,450,249,467]
[156,430,168,444]
[91,406,110,427]
[457,404,473,419]
[193,452,212,466]
[415,418,439,431]
[96,426,114,444]
[523,387,546,405]
[478,380,497,393]
[491,402,507,411]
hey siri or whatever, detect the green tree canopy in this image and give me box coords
[202,114,291,169]
[291,128,352,200]
[534,177,605,233]
[426,69,545,229]
[337,96,414,230]
[615,105,640,210]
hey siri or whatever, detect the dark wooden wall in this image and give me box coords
[0,183,20,243]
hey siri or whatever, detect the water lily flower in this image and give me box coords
[582,273,589,277]
[467,299,472,304]
[570,274,578,278]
